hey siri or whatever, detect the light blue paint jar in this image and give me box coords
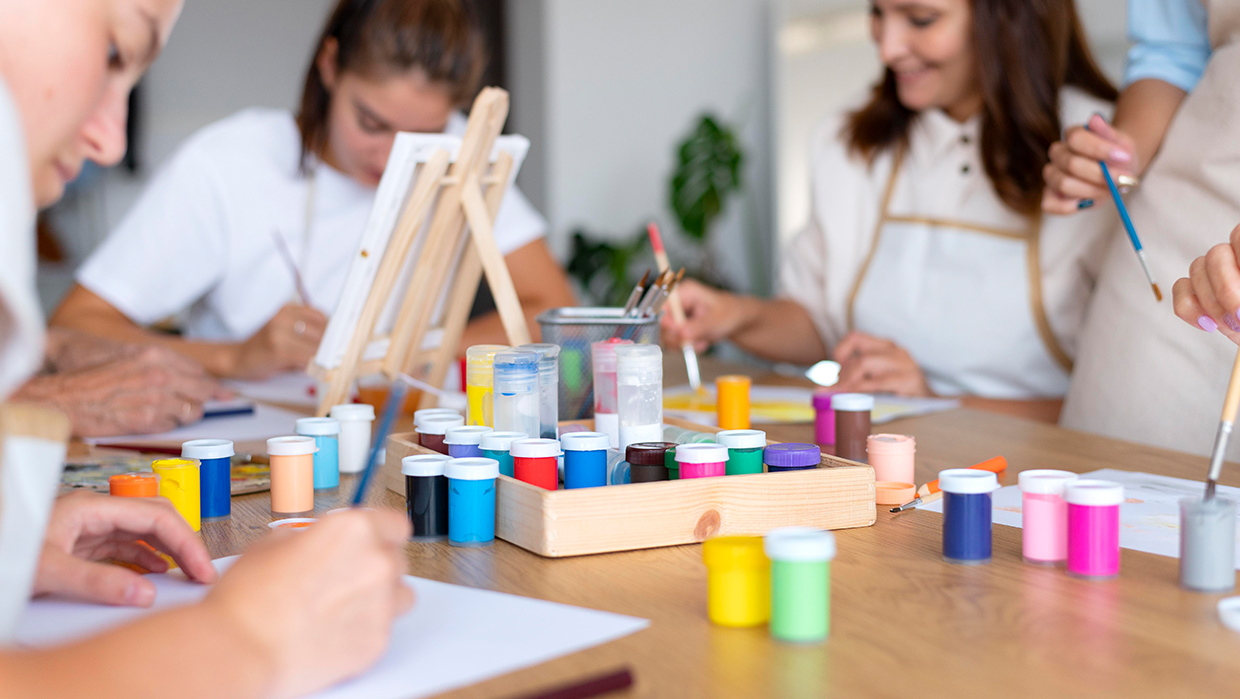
[296,417,341,490]
[446,457,501,547]
[445,425,492,460]
[561,431,610,489]
[480,430,526,478]
[182,439,234,519]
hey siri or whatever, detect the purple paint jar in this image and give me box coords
[763,443,821,473]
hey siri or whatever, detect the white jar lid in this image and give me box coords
[445,457,500,481]
[480,431,528,451]
[674,443,729,464]
[416,414,465,435]
[267,435,318,456]
[444,425,493,445]
[764,527,836,562]
[181,438,235,460]
[414,408,461,427]
[330,403,376,421]
[510,438,562,459]
[561,431,611,452]
[1063,479,1124,506]
[716,429,766,450]
[830,393,874,411]
[937,468,999,494]
[1018,469,1078,495]
[401,453,450,476]
[296,417,341,436]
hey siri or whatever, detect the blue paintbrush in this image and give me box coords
[1087,119,1162,302]
[350,378,410,507]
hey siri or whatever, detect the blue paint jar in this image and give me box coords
[295,417,341,490]
[480,430,527,478]
[181,439,233,519]
[445,457,500,547]
[445,425,492,459]
[561,432,610,489]
[939,469,999,564]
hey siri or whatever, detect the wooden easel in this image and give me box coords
[312,87,532,416]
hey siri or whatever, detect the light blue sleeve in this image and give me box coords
[1125,0,1212,92]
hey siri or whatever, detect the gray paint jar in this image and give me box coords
[1179,496,1237,592]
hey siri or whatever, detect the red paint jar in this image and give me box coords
[511,438,561,490]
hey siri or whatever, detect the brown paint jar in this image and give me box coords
[627,442,677,483]
[417,415,464,455]
[831,393,873,463]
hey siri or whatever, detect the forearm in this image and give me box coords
[728,297,829,365]
[52,303,239,378]
[959,396,1062,424]
[1112,79,1187,173]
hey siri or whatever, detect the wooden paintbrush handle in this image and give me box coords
[1222,348,1240,425]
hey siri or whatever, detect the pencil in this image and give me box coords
[501,667,634,699]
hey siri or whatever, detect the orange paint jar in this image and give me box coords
[268,436,317,515]
[716,375,751,430]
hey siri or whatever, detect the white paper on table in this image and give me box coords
[17,557,648,699]
[86,403,304,446]
[920,469,1240,567]
[663,384,959,425]
[223,372,324,409]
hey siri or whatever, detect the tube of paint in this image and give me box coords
[615,344,662,451]
[511,438,561,490]
[519,343,561,439]
[151,458,202,531]
[267,436,317,516]
[444,425,493,459]
[493,350,541,439]
[1018,469,1077,565]
[561,431,610,489]
[939,468,999,564]
[763,443,821,473]
[1180,496,1237,592]
[626,442,677,483]
[402,454,451,541]
[866,434,915,484]
[716,429,766,475]
[109,473,159,498]
[675,443,729,479]
[811,390,837,445]
[716,375,751,430]
[181,439,234,519]
[480,430,527,478]
[591,338,631,448]
[329,403,375,475]
[764,527,836,643]
[466,344,510,427]
[1064,479,1123,579]
[295,418,341,491]
[445,457,501,547]
[414,408,461,427]
[703,535,770,628]
[416,414,465,455]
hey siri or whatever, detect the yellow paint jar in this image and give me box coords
[151,458,201,531]
[703,535,770,627]
[716,375,751,430]
[466,344,508,427]
[268,436,317,515]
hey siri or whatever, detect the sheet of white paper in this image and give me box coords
[86,403,304,446]
[663,384,959,425]
[16,557,648,699]
[223,372,324,408]
[920,469,1240,566]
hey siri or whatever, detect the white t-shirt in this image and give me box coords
[78,109,548,341]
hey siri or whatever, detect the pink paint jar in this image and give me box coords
[675,443,729,479]
[1064,479,1123,579]
[866,434,914,483]
[1018,470,1077,565]
[812,390,836,445]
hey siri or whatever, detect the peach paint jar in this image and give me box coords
[866,434,915,483]
[268,436,318,515]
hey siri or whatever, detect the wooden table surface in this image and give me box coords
[197,363,1240,699]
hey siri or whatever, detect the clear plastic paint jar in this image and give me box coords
[1018,470,1077,565]
[109,472,158,498]
[703,536,770,627]
[831,393,873,463]
[268,436,317,516]
[466,344,509,427]
[444,425,493,459]
[402,454,451,541]
[626,442,676,483]
[329,403,375,474]
[511,438,561,490]
[151,458,201,531]
[866,434,915,484]
[606,449,630,485]
[765,527,836,643]
[675,443,729,479]
[480,430,527,478]
[561,432,610,489]
[519,343,561,439]
[182,438,234,519]
[763,443,821,473]
[616,344,663,451]
[295,418,341,491]
[493,350,541,439]
[416,414,465,455]
[665,446,680,480]
[716,375,751,430]
[445,457,501,547]
[939,468,999,564]
[662,425,719,445]
[716,429,766,476]
[811,390,837,445]
[413,408,461,427]
[1065,479,1123,579]
[1180,496,1237,592]
[591,338,632,448]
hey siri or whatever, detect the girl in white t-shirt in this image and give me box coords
[53,0,574,380]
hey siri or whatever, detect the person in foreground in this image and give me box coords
[0,1,411,697]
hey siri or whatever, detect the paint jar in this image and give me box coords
[402,453,450,541]
[1064,479,1123,579]
[676,443,729,479]
[466,344,509,427]
[295,418,341,491]
[703,535,770,627]
[268,518,316,530]
[480,430,527,478]
[626,442,677,483]
[561,432,610,489]
[109,472,159,498]
[811,390,837,445]
[181,439,234,519]
[1179,496,1237,592]
[267,436,317,516]
[716,375,751,430]
[416,414,465,455]
[329,403,375,475]
[493,350,541,439]
[445,425,492,459]
[591,338,632,448]
[765,527,836,643]
[716,429,766,475]
[511,438,561,490]
[150,458,201,531]
[616,344,662,451]
[764,443,821,473]
[445,457,500,547]
[940,468,999,564]
[666,445,680,480]
[519,343,561,439]
[606,449,630,485]
[831,393,873,463]
[414,408,461,428]
[866,434,915,484]
[1018,469,1077,565]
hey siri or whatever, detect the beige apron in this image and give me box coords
[1062,2,1240,457]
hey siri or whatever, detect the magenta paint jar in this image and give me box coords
[812,390,837,445]
[675,443,729,479]
[1064,479,1123,579]
[1018,470,1077,565]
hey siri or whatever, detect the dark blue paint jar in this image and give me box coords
[939,469,999,564]
[181,439,233,519]
[402,454,450,541]
[561,431,610,489]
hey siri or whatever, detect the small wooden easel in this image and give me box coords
[311,87,532,415]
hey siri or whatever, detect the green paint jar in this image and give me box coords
[716,429,766,475]
[764,527,836,643]
[665,446,679,480]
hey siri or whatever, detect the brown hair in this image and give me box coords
[296,0,487,169]
[845,0,1116,216]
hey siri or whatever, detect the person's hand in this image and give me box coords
[231,304,327,380]
[831,331,934,396]
[1042,114,1138,215]
[204,508,413,699]
[660,279,755,352]
[33,491,217,606]
[1173,224,1240,344]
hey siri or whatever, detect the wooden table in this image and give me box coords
[199,367,1240,698]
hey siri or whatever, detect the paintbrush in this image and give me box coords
[647,223,703,391]
[620,270,651,316]
[1205,348,1240,500]
[270,229,314,307]
[351,378,409,507]
[1086,119,1161,302]
[633,270,668,317]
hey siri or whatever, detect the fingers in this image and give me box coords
[831,331,892,363]
[73,494,218,584]
[34,546,157,607]
[1205,243,1240,322]
[1067,122,1132,167]
[1173,276,1217,332]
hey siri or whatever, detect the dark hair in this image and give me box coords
[844,0,1117,216]
[296,0,487,169]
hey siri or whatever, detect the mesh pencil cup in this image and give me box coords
[329,403,374,475]
[675,443,729,479]
[1018,470,1077,565]
[764,443,821,473]
[445,425,493,459]
[151,458,201,531]
[561,432,610,489]
[445,457,501,547]
[268,436,317,516]
[182,439,234,519]
[416,414,465,455]
[716,430,766,476]
[480,430,527,478]
[939,469,999,564]
[511,438,562,490]
[295,418,341,491]
[703,536,770,627]
[765,527,836,643]
[1064,480,1123,579]
[402,454,450,541]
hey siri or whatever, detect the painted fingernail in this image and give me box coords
[1109,149,1131,164]
[1199,315,1219,332]
[1077,199,1094,210]
[1225,313,1240,333]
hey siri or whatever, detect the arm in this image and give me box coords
[458,239,576,348]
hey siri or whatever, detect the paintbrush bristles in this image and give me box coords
[1152,283,1163,302]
